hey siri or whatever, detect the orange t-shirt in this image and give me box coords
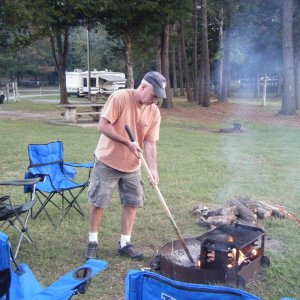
[94,89,161,172]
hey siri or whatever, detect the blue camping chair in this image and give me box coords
[0,232,108,300]
[0,177,43,258]
[25,141,93,226]
[125,270,260,300]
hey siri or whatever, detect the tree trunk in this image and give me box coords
[219,27,230,102]
[197,65,204,105]
[124,32,134,89]
[179,19,192,101]
[295,47,300,110]
[171,43,178,97]
[161,23,172,109]
[156,37,162,73]
[177,38,185,96]
[217,3,224,99]
[201,0,210,107]
[192,0,198,102]
[219,1,232,103]
[277,73,283,97]
[294,3,300,109]
[49,28,69,105]
[280,0,296,115]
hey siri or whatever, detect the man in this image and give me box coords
[85,71,166,260]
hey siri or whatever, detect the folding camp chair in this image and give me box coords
[125,270,260,300]
[0,177,43,258]
[26,141,93,226]
[0,232,108,300]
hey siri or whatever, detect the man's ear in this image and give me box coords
[141,82,147,90]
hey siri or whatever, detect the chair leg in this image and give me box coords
[58,187,86,225]
[2,213,33,258]
[32,192,56,227]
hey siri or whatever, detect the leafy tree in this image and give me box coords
[98,0,191,108]
[0,0,33,51]
[26,0,105,104]
[67,27,125,72]
[98,1,160,88]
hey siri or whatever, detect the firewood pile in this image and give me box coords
[192,197,285,228]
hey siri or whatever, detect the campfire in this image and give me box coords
[154,224,270,287]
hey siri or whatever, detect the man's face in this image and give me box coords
[139,82,159,106]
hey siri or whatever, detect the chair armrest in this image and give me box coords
[34,259,108,299]
[64,162,93,168]
[0,177,43,187]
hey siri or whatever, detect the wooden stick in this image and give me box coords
[125,125,194,263]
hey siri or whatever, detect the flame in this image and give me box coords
[227,249,245,268]
[238,250,245,264]
[195,259,201,268]
[227,247,258,268]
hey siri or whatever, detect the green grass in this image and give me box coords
[0,99,299,299]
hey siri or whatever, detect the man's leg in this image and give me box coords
[121,206,137,235]
[89,205,104,233]
[85,159,119,259]
[119,206,143,260]
[118,170,144,260]
[85,205,103,260]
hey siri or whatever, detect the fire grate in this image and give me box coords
[156,224,270,287]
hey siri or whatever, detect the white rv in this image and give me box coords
[66,69,126,97]
[66,69,84,96]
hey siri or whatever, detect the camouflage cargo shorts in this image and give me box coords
[88,159,144,208]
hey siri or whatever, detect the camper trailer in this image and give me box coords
[66,69,84,96]
[66,69,126,97]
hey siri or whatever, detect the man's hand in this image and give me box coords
[127,141,142,158]
[148,170,159,187]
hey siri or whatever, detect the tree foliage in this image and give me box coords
[0,0,34,51]
[0,0,299,113]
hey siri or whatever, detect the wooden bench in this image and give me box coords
[61,103,105,123]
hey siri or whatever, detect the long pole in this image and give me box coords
[87,28,91,100]
[125,125,194,263]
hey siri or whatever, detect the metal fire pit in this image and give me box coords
[156,224,270,287]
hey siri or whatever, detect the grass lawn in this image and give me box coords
[0,97,299,300]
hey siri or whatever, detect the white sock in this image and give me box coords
[120,234,131,248]
[89,232,98,243]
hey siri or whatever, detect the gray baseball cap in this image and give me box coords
[143,71,167,98]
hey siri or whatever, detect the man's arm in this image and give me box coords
[144,139,159,185]
[98,117,141,158]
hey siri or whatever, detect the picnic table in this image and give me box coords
[61,102,105,123]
